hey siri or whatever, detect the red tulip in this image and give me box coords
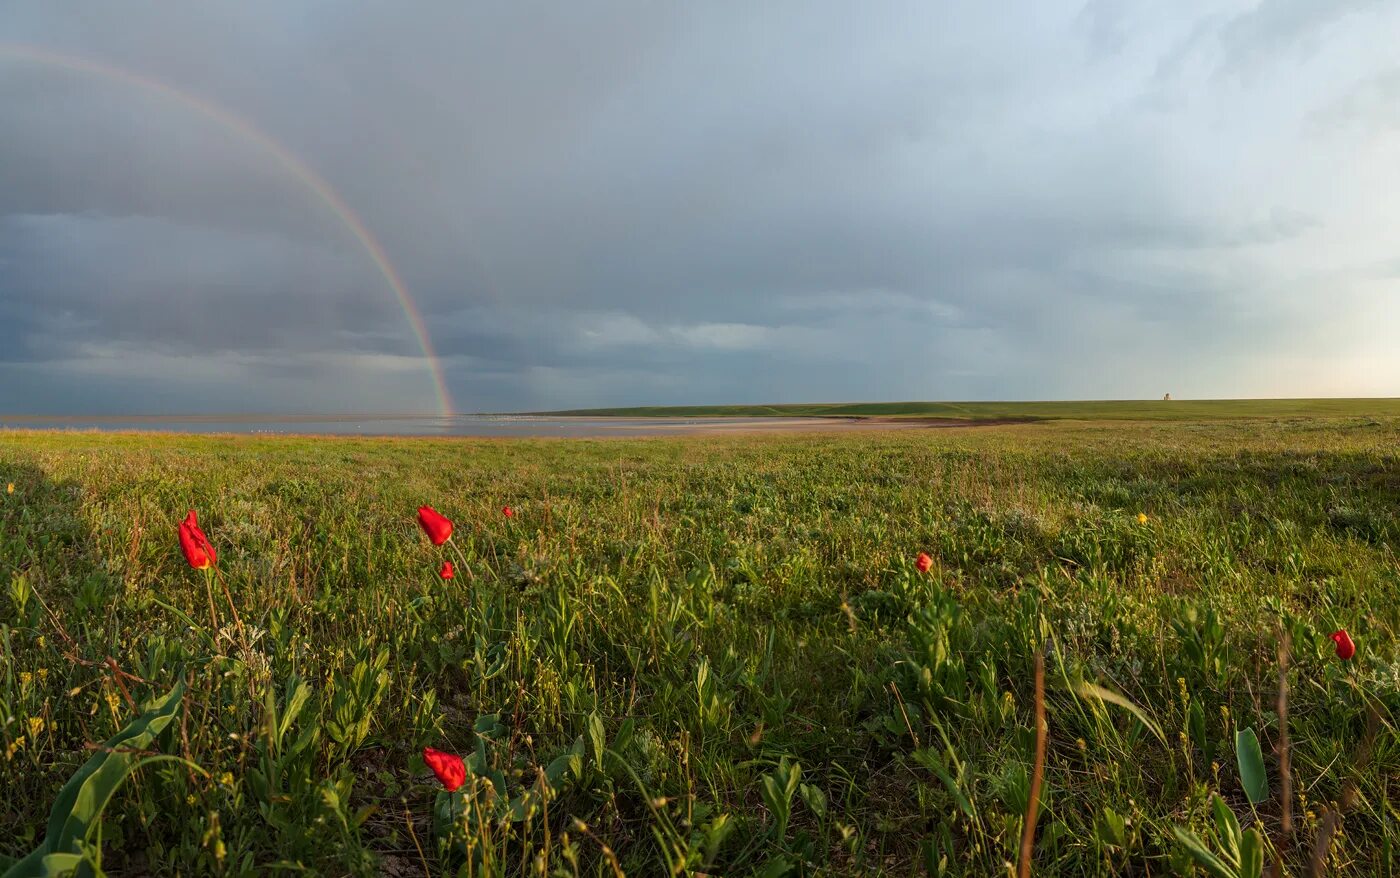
[915,552,933,573]
[423,746,466,792]
[502,505,514,518]
[178,509,216,570]
[417,505,453,545]
[1330,629,1355,661]
[439,561,455,580]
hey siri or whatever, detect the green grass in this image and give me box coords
[537,397,1400,421]
[1,420,1397,875]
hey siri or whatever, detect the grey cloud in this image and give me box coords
[3,1,1399,412]
[1,213,406,362]
[1306,68,1400,135]
[1217,0,1388,73]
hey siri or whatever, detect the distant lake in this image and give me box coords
[0,414,875,437]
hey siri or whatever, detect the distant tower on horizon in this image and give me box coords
[1163,393,1172,401]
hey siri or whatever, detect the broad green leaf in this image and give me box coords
[37,853,84,877]
[3,682,185,878]
[47,681,184,850]
[544,747,580,788]
[1235,728,1269,805]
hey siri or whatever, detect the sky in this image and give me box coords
[2,1,1398,415]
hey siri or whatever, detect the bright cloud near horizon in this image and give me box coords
[2,1,1398,414]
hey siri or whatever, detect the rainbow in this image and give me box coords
[0,43,454,416]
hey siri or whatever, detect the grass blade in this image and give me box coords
[1075,681,1166,745]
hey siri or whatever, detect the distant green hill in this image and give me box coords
[533,398,1400,421]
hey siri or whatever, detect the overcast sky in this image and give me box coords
[3,1,1398,414]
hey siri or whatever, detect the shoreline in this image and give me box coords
[0,415,1030,440]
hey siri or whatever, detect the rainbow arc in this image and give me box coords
[0,43,454,416]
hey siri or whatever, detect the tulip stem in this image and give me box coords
[215,566,248,649]
[445,537,481,637]
[447,537,474,582]
[202,568,220,633]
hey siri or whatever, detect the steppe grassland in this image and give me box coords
[1,418,1397,874]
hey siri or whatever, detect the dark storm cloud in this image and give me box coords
[3,1,1399,413]
[0,213,410,359]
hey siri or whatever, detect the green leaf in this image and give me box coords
[799,782,827,819]
[587,712,606,769]
[1171,827,1238,878]
[754,855,794,878]
[1235,728,1269,805]
[702,813,734,864]
[352,805,378,829]
[544,748,580,789]
[37,852,84,877]
[4,682,185,878]
[1097,806,1127,848]
[47,682,185,849]
[1188,699,1208,751]
[278,677,312,744]
[759,757,801,840]
[1239,828,1264,878]
[1212,794,1243,864]
[913,749,975,820]
[474,713,505,740]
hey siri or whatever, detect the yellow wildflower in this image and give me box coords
[1137,512,1148,524]
[36,669,47,682]
[6,483,12,494]
[6,737,24,759]
[26,717,44,738]
[19,672,32,688]
[218,772,234,787]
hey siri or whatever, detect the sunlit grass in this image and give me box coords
[1,418,1396,874]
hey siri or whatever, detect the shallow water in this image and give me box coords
[0,414,838,437]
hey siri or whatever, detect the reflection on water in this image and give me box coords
[0,415,792,437]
